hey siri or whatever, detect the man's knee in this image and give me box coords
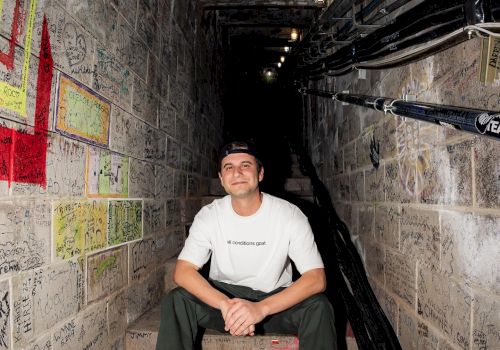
[302,294,335,319]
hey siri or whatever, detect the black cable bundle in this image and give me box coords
[289,140,402,350]
[297,0,500,78]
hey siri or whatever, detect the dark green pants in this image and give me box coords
[155,281,337,350]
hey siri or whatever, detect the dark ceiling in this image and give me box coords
[199,0,323,70]
[198,1,324,145]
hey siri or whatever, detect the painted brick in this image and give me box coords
[398,305,418,350]
[385,159,415,204]
[173,171,187,198]
[441,211,500,294]
[155,166,174,200]
[356,130,373,169]
[166,137,181,169]
[166,199,182,228]
[416,321,439,350]
[357,204,374,243]
[374,205,400,249]
[349,170,364,202]
[365,166,384,202]
[159,101,176,137]
[144,127,166,163]
[394,118,418,198]
[380,116,397,160]
[344,141,356,172]
[127,270,163,323]
[155,229,184,266]
[113,17,148,78]
[107,292,127,346]
[0,200,51,276]
[143,200,166,238]
[471,290,500,350]
[0,280,10,349]
[87,246,127,303]
[474,138,500,208]
[12,134,86,197]
[48,4,96,86]
[64,0,118,48]
[372,282,399,334]
[187,174,200,197]
[417,268,472,349]
[129,239,156,282]
[365,241,384,283]
[419,141,472,206]
[334,175,350,200]
[385,249,416,307]
[52,301,107,350]
[108,200,143,245]
[12,260,85,347]
[93,46,132,110]
[181,147,192,172]
[111,0,137,27]
[400,207,440,271]
[53,200,108,260]
[132,76,159,126]
[129,158,155,198]
[176,117,189,144]
[136,1,159,51]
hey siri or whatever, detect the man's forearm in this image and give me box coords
[258,268,326,317]
[174,259,229,310]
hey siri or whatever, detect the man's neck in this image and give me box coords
[231,191,263,216]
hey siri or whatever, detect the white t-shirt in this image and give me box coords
[178,193,324,292]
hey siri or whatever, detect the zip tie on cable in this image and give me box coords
[383,99,403,115]
[370,98,385,111]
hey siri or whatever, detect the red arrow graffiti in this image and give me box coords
[0,16,53,188]
[0,0,22,70]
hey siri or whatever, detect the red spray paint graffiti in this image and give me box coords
[0,16,53,188]
[0,0,22,70]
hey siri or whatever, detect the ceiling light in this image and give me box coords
[280,56,285,63]
[284,46,290,52]
[290,29,299,41]
[277,62,282,68]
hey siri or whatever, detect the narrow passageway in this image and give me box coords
[0,1,498,350]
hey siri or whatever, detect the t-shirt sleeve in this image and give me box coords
[288,207,324,274]
[178,207,212,268]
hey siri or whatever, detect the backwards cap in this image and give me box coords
[218,141,261,168]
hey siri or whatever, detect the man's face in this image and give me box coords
[218,152,264,198]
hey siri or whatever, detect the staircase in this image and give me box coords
[125,155,358,349]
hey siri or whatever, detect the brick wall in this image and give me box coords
[0,0,223,349]
[306,38,499,349]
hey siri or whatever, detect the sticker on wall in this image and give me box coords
[108,200,142,246]
[86,147,129,197]
[56,73,111,146]
[53,200,108,259]
[0,0,37,116]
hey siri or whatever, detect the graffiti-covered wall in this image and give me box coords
[306,38,499,349]
[0,0,223,349]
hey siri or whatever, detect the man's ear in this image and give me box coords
[258,167,264,182]
[218,172,222,184]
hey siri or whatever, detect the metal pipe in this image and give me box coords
[300,88,500,140]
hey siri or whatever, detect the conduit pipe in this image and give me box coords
[299,88,500,140]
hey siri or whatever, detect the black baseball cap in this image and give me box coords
[218,141,262,169]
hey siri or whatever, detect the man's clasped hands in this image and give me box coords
[219,298,269,336]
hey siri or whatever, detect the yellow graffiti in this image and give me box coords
[54,200,108,259]
[0,0,37,117]
[57,74,111,145]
